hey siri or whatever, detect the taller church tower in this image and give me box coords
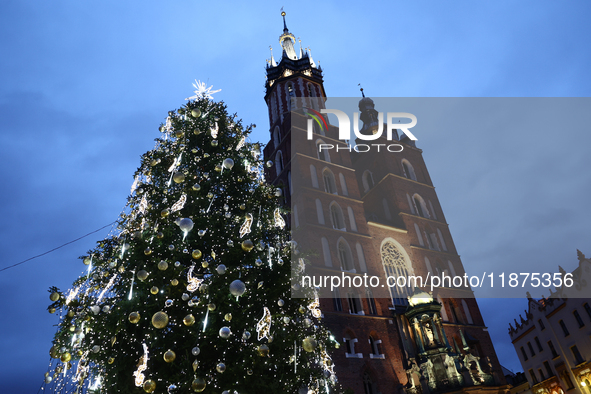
[263,13,509,394]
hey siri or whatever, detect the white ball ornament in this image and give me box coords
[216,264,226,275]
[219,326,231,339]
[192,347,200,356]
[222,158,234,169]
[177,218,194,233]
[229,280,246,297]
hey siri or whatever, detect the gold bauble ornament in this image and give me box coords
[151,311,169,329]
[150,286,159,294]
[192,360,199,371]
[192,378,206,392]
[302,337,317,353]
[60,352,71,362]
[192,183,201,191]
[241,240,254,252]
[49,346,59,359]
[173,172,185,183]
[67,310,75,318]
[137,270,149,281]
[207,303,216,311]
[157,260,168,271]
[191,108,201,118]
[171,279,179,286]
[163,349,176,363]
[144,247,152,256]
[201,261,209,268]
[49,292,59,302]
[108,357,115,364]
[83,257,91,265]
[128,312,141,324]
[215,164,222,172]
[174,130,184,138]
[143,379,156,393]
[183,314,195,326]
[298,306,305,314]
[239,204,246,210]
[48,308,56,314]
[224,313,232,322]
[161,208,170,218]
[192,249,202,259]
[257,344,270,357]
[156,231,164,239]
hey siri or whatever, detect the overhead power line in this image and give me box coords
[0,222,117,273]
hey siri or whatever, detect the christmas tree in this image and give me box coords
[43,81,337,394]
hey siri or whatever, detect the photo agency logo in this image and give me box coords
[304,107,418,153]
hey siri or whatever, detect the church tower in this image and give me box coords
[264,13,509,394]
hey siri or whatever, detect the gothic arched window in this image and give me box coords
[362,170,374,192]
[330,202,346,231]
[381,240,411,305]
[273,126,280,150]
[337,238,354,271]
[363,372,376,394]
[401,159,417,181]
[412,194,430,218]
[323,168,337,194]
[275,150,283,175]
[316,139,330,162]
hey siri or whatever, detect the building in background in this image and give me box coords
[509,250,591,394]
[263,13,510,394]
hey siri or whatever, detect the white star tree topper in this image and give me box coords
[186,80,222,101]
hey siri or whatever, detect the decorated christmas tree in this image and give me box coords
[42,81,337,394]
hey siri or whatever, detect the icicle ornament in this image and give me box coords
[170,194,187,213]
[274,208,285,228]
[186,264,203,293]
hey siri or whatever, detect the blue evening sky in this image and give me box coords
[0,1,590,392]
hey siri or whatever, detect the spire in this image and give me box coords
[307,47,316,68]
[269,46,277,67]
[281,9,288,32]
[298,37,303,59]
[279,10,298,60]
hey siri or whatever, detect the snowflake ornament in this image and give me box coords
[186,80,222,101]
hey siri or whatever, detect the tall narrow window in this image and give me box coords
[574,310,585,327]
[527,342,536,357]
[362,171,374,192]
[529,369,537,384]
[363,372,376,394]
[321,237,331,267]
[287,83,295,110]
[538,319,545,330]
[339,173,348,195]
[462,300,473,324]
[316,140,330,162]
[543,361,553,377]
[275,150,283,174]
[521,347,529,361]
[330,203,346,231]
[381,240,411,305]
[535,336,543,352]
[548,340,558,358]
[563,372,574,389]
[538,369,545,381]
[315,199,325,225]
[356,243,367,272]
[310,164,319,188]
[414,223,424,246]
[347,207,357,232]
[437,296,449,321]
[559,320,570,337]
[412,194,430,218]
[383,199,392,221]
[401,159,416,180]
[347,293,363,314]
[333,288,342,312]
[571,345,584,364]
[337,239,354,271]
[273,126,280,149]
[366,290,377,315]
[323,168,337,194]
[585,303,591,320]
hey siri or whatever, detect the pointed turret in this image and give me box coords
[279,11,298,60]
